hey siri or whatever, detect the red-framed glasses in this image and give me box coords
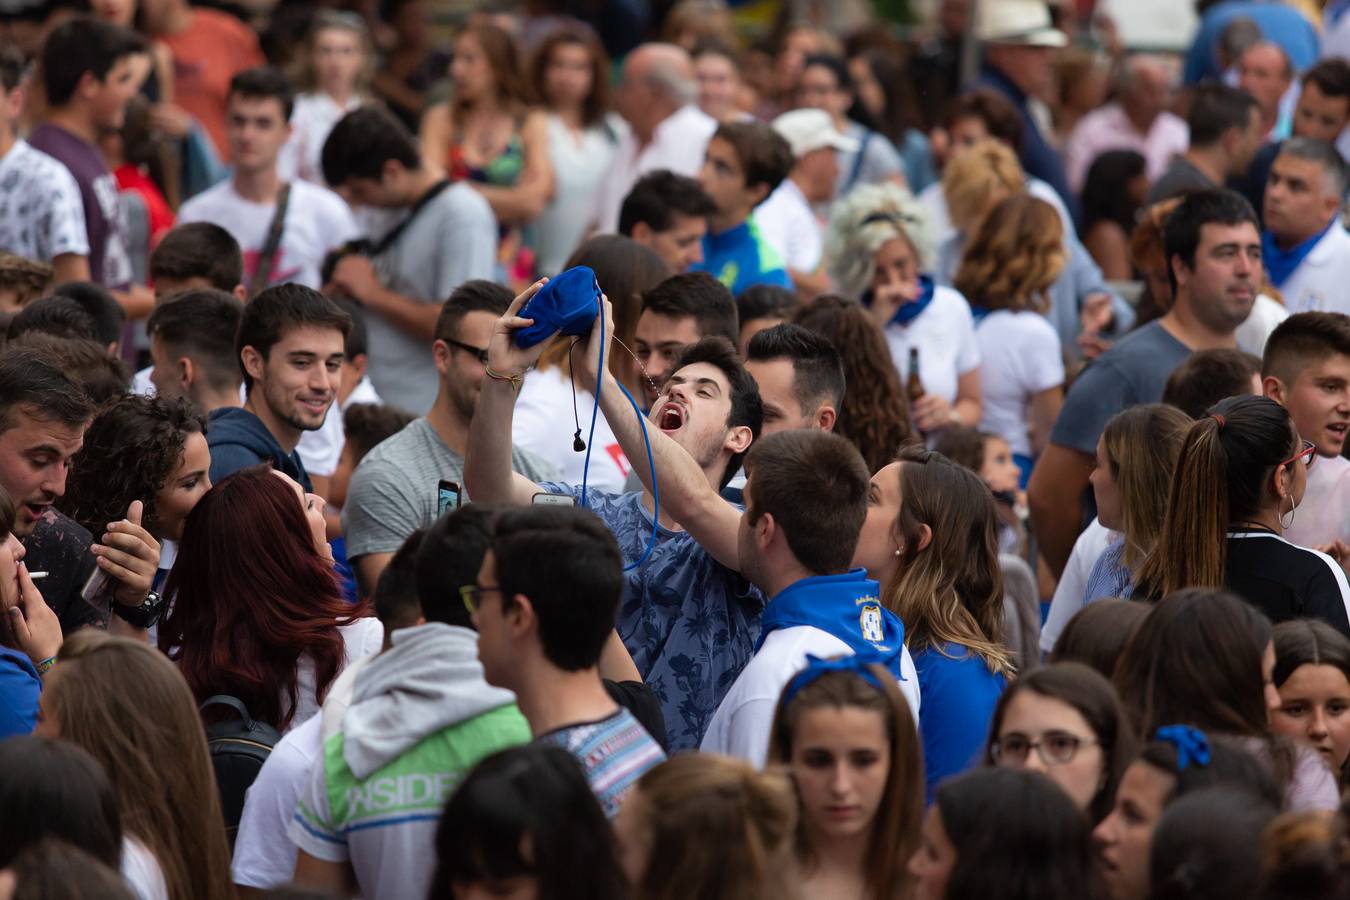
[1280,440,1317,471]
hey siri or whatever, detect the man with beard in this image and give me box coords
[208,283,350,491]
[343,280,555,595]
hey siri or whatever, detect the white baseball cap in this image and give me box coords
[976,0,1068,48]
[772,108,860,159]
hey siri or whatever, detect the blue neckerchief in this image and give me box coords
[756,568,906,679]
[1262,218,1337,287]
[1330,0,1350,27]
[969,302,990,324]
[863,275,935,328]
[782,650,891,705]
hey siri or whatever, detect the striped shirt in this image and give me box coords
[536,707,666,818]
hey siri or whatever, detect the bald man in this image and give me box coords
[593,43,717,234]
[1240,41,1294,140]
[1064,55,1189,193]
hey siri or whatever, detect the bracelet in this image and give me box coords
[35,656,56,675]
[484,365,524,393]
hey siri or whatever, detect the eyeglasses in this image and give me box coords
[990,731,1097,766]
[445,339,490,365]
[1279,439,1317,471]
[459,583,503,616]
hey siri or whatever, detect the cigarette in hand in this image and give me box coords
[26,572,48,580]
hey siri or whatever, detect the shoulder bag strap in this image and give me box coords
[248,182,292,297]
[370,179,453,256]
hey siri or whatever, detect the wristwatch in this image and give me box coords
[112,590,165,629]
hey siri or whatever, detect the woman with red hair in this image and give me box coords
[158,465,382,732]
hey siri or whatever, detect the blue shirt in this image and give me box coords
[975,66,1078,226]
[912,643,1005,802]
[693,216,791,297]
[0,647,40,738]
[538,482,765,751]
[1183,1,1318,86]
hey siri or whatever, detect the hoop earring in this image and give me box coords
[1280,493,1296,530]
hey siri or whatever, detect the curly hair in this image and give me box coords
[824,182,934,300]
[793,294,915,474]
[59,395,206,539]
[942,139,1025,235]
[954,195,1065,314]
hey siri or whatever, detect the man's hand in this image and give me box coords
[149,103,194,139]
[326,256,383,305]
[574,293,614,393]
[0,564,61,665]
[486,278,553,378]
[1318,540,1350,573]
[92,501,161,610]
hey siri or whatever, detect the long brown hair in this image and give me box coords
[633,755,799,900]
[454,23,532,116]
[885,447,1013,678]
[793,294,915,474]
[767,665,923,900]
[529,23,610,128]
[45,632,233,900]
[954,195,1065,314]
[1135,395,1298,596]
[1101,404,1192,571]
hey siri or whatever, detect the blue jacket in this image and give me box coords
[0,647,39,738]
[206,407,311,491]
[975,66,1079,227]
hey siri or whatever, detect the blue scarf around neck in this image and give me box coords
[1262,218,1336,288]
[756,569,906,679]
[864,275,935,328]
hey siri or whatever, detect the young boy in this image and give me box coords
[1261,312,1350,551]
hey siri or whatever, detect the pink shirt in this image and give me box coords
[1065,103,1190,194]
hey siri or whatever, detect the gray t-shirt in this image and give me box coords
[1144,156,1216,206]
[1049,321,1191,455]
[368,184,497,415]
[343,418,557,558]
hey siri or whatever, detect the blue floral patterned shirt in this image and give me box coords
[538,483,765,751]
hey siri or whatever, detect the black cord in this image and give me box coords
[567,339,586,452]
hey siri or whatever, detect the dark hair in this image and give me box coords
[737,284,799,324]
[0,735,122,869]
[1163,348,1262,418]
[746,323,845,412]
[428,744,625,900]
[1187,82,1260,147]
[710,121,793,196]
[342,402,415,462]
[236,283,352,391]
[41,17,147,107]
[10,333,130,407]
[322,106,421,185]
[7,296,98,343]
[793,295,913,474]
[59,395,206,539]
[1272,618,1350,784]
[5,839,137,900]
[670,336,764,489]
[848,44,922,142]
[491,506,622,671]
[51,282,126,348]
[1081,149,1148,236]
[1163,188,1259,294]
[149,223,244,292]
[373,528,426,633]
[643,272,739,347]
[1262,311,1350,387]
[146,289,245,394]
[229,65,295,122]
[1050,599,1150,679]
[1115,588,1274,738]
[0,482,14,540]
[802,53,853,94]
[0,346,94,434]
[1134,731,1282,809]
[1149,788,1279,900]
[434,279,512,345]
[745,430,869,574]
[530,24,610,128]
[1303,57,1350,100]
[618,169,717,236]
[0,38,23,92]
[159,467,368,731]
[332,296,368,360]
[934,768,1103,900]
[415,504,497,628]
[984,662,1138,823]
[1136,395,1296,594]
[942,88,1024,147]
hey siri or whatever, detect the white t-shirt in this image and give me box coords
[754,177,822,273]
[533,114,619,275]
[231,713,322,890]
[883,285,981,406]
[290,618,384,732]
[976,309,1065,458]
[1279,224,1350,317]
[278,93,363,186]
[121,836,169,900]
[178,178,360,290]
[700,625,921,768]
[0,139,90,263]
[296,376,384,479]
[1040,518,1115,655]
[1236,294,1290,357]
[1285,453,1350,549]
[512,366,630,494]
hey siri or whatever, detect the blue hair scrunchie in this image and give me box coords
[1154,725,1212,771]
[782,651,891,706]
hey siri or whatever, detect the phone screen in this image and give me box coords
[438,480,461,517]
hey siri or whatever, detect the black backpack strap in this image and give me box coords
[248,182,291,297]
[200,694,257,729]
[371,178,453,256]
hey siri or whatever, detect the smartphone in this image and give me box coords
[437,480,461,518]
[532,492,576,507]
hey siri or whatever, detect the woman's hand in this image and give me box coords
[0,564,61,666]
[911,392,958,433]
[92,501,161,610]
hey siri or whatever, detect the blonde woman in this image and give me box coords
[955,195,1067,484]
[824,182,981,434]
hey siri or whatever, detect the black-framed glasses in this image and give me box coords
[459,584,503,616]
[991,731,1097,766]
[1279,439,1317,471]
[445,339,490,365]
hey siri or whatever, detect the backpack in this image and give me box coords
[201,694,281,847]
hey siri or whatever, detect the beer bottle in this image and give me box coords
[906,347,925,403]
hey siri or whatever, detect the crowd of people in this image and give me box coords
[6,0,1350,897]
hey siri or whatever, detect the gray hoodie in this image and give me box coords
[340,622,517,779]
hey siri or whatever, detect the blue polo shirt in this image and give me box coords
[693,216,791,297]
